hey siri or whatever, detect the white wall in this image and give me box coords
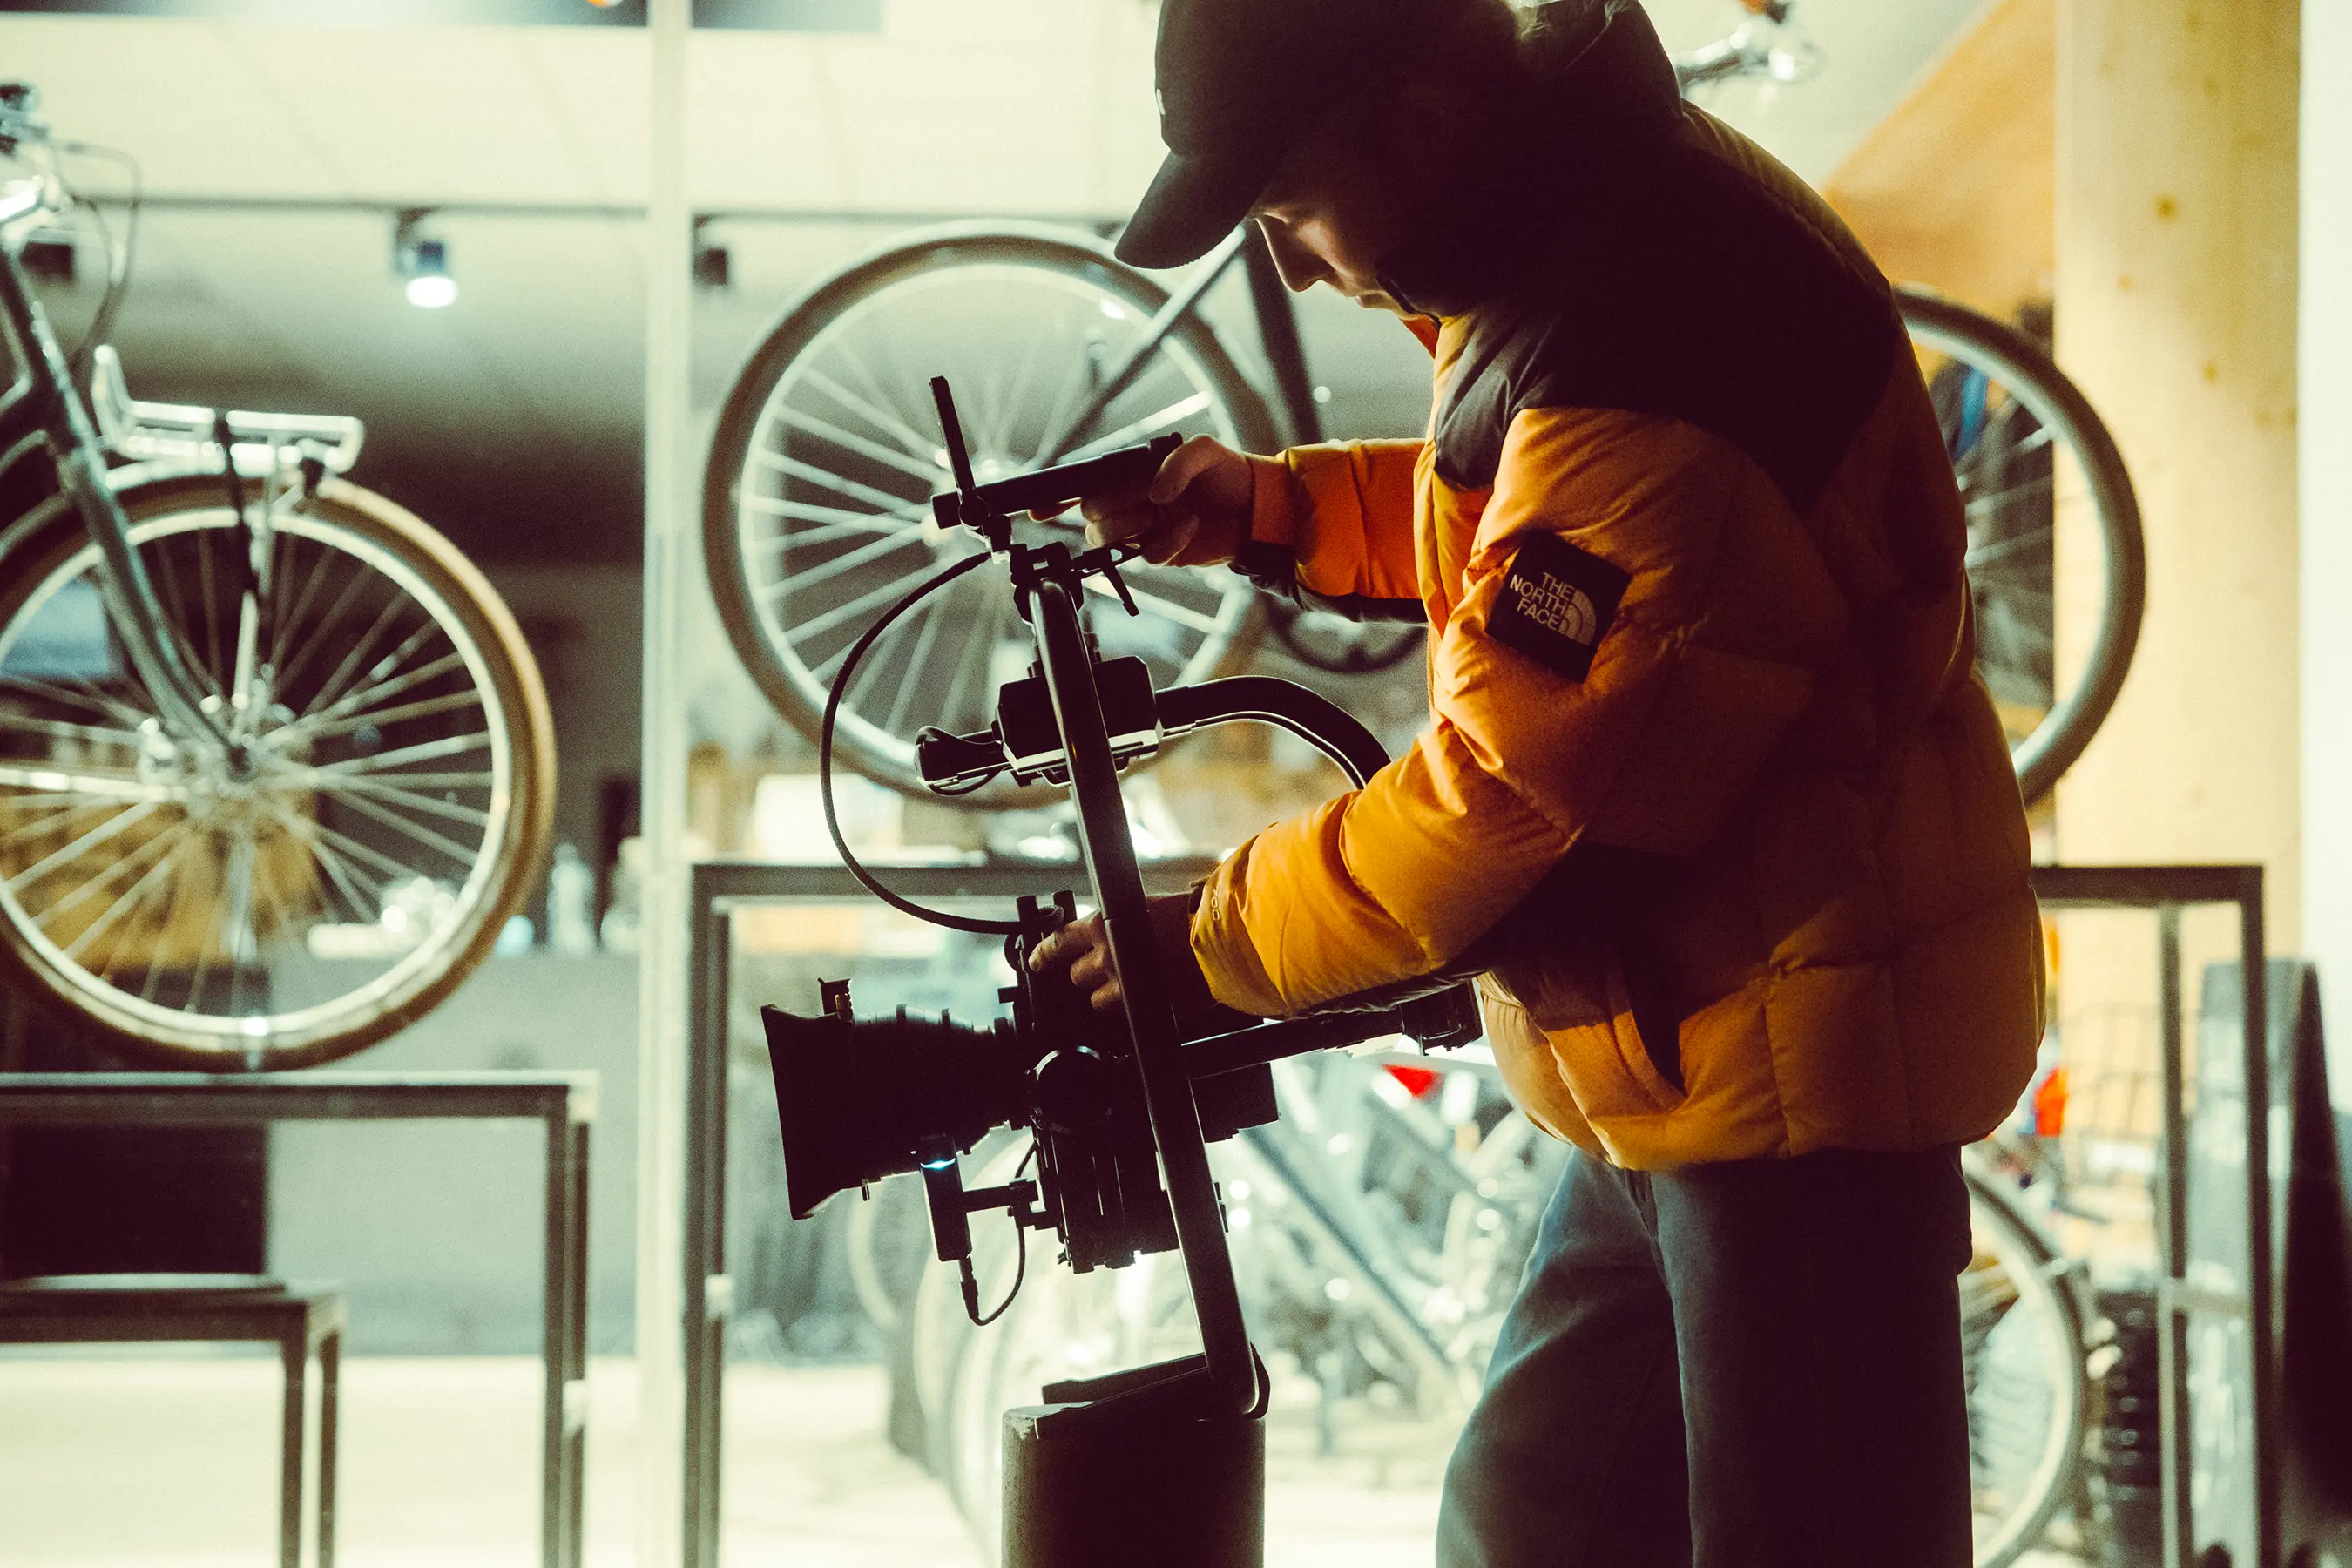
[2304,0,2352,1104]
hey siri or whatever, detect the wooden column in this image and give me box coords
[2053,0,2301,941]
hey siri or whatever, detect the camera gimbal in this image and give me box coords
[760,378,1477,1565]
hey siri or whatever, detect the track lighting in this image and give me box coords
[394,212,456,309]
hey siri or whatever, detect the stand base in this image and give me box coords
[1002,1356,1265,1568]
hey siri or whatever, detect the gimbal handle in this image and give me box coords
[1025,569,1263,1415]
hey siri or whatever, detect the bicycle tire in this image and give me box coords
[1265,598,1428,677]
[1962,1161,2090,1568]
[0,469,554,1068]
[704,223,1276,808]
[1897,288,2145,806]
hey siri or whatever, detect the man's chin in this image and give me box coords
[1349,289,1406,315]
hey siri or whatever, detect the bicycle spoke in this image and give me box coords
[6,799,165,895]
[788,571,942,656]
[299,729,495,779]
[1056,393,1215,464]
[294,686,483,743]
[1086,578,1222,636]
[884,595,946,733]
[742,497,925,538]
[65,819,192,966]
[0,712,148,749]
[321,786,480,875]
[136,831,195,1002]
[802,365,940,467]
[270,558,376,704]
[0,766,166,804]
[1965,529,2056,571]
[981,323,1048,460]
[270,802,440,888]
[32,813,182,933]
[267,531,336,678]
[277,646,464,741]
[324,774,493,829]
[194,524,226,694]
[938,586,1003,733]
[762,529,929,599]
[307,593,416,721]
[773,406,945,490]
[752,449,926,517]
[0,673,151,729]
[260,799,382,928]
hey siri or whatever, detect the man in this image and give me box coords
[1029,1,2044,1562]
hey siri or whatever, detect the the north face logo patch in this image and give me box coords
[1486,534,1631,683]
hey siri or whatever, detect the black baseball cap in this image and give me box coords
[1116,0,1477,269]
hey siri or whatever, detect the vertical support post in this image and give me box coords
[543,1109,570,1568]
[2154,902,2190,1568]
[638,3,694,1566]
[280,1328,306,1568]
[2238,874,2276,1568]
[682,869,731,1568]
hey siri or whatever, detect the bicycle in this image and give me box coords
[703,2,2140,813]
[0,84,555,1068]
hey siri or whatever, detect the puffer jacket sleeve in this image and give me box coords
[1191,408,1849,1018]
[1230,441,1427,617]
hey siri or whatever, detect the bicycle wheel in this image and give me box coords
[1899,289,2145,806]
[0,470,554,1067]
[1962,1162,2089,1568]
[705,223,1274,807]
[1266,598,1427,677]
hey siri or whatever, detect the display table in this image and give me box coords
[0,1071,593,1568]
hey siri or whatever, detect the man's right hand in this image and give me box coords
[1044,435,1255,566]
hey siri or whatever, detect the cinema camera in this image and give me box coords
[759,378,1477,1565]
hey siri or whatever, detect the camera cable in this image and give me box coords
[821,551,1027,937]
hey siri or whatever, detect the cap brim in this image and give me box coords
[1114,142,1286,268]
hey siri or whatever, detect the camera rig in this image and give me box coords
[760,378,1479,1434]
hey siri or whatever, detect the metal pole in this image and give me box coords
[2155,903,2190,1568]
[637,2,694,1565]
[2238,874,2277,1568]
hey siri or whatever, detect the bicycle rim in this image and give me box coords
[1963,1168,2088,1567]
[705,226,1274,807]
[0,473,552,1066]
[1900,289,2145,806]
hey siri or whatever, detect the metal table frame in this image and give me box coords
[679,857,1213,1568]
[678,862,2276,1568]
[1,1279,347,1568]
[2029,864,2274,1568]
[0,1071,595,1568]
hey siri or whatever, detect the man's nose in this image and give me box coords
[1256,221,1328,294]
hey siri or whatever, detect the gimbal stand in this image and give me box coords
[761,378,1478,1567]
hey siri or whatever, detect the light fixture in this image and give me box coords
[394,211,457,309]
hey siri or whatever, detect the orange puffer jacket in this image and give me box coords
[1186,3,2043,1168]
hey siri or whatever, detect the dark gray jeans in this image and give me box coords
[1436,1144,1975,1568]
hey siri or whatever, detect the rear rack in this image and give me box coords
[91,345,364,476]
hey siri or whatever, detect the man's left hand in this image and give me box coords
[1025,892,1209,1017]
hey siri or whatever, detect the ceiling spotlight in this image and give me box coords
[394,212,457,309]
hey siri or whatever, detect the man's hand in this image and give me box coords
[1026,892,1211,1017]
[1037,436,1254,566]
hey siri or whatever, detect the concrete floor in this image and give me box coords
[0,1354,2091,1566]
[0,1354,1456,1567]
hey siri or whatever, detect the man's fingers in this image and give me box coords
[1145,436,1221,504]
[1067,944,1113,992]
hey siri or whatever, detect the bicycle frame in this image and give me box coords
[0,176,228,753]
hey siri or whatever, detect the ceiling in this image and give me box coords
[3,0,1988,564]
